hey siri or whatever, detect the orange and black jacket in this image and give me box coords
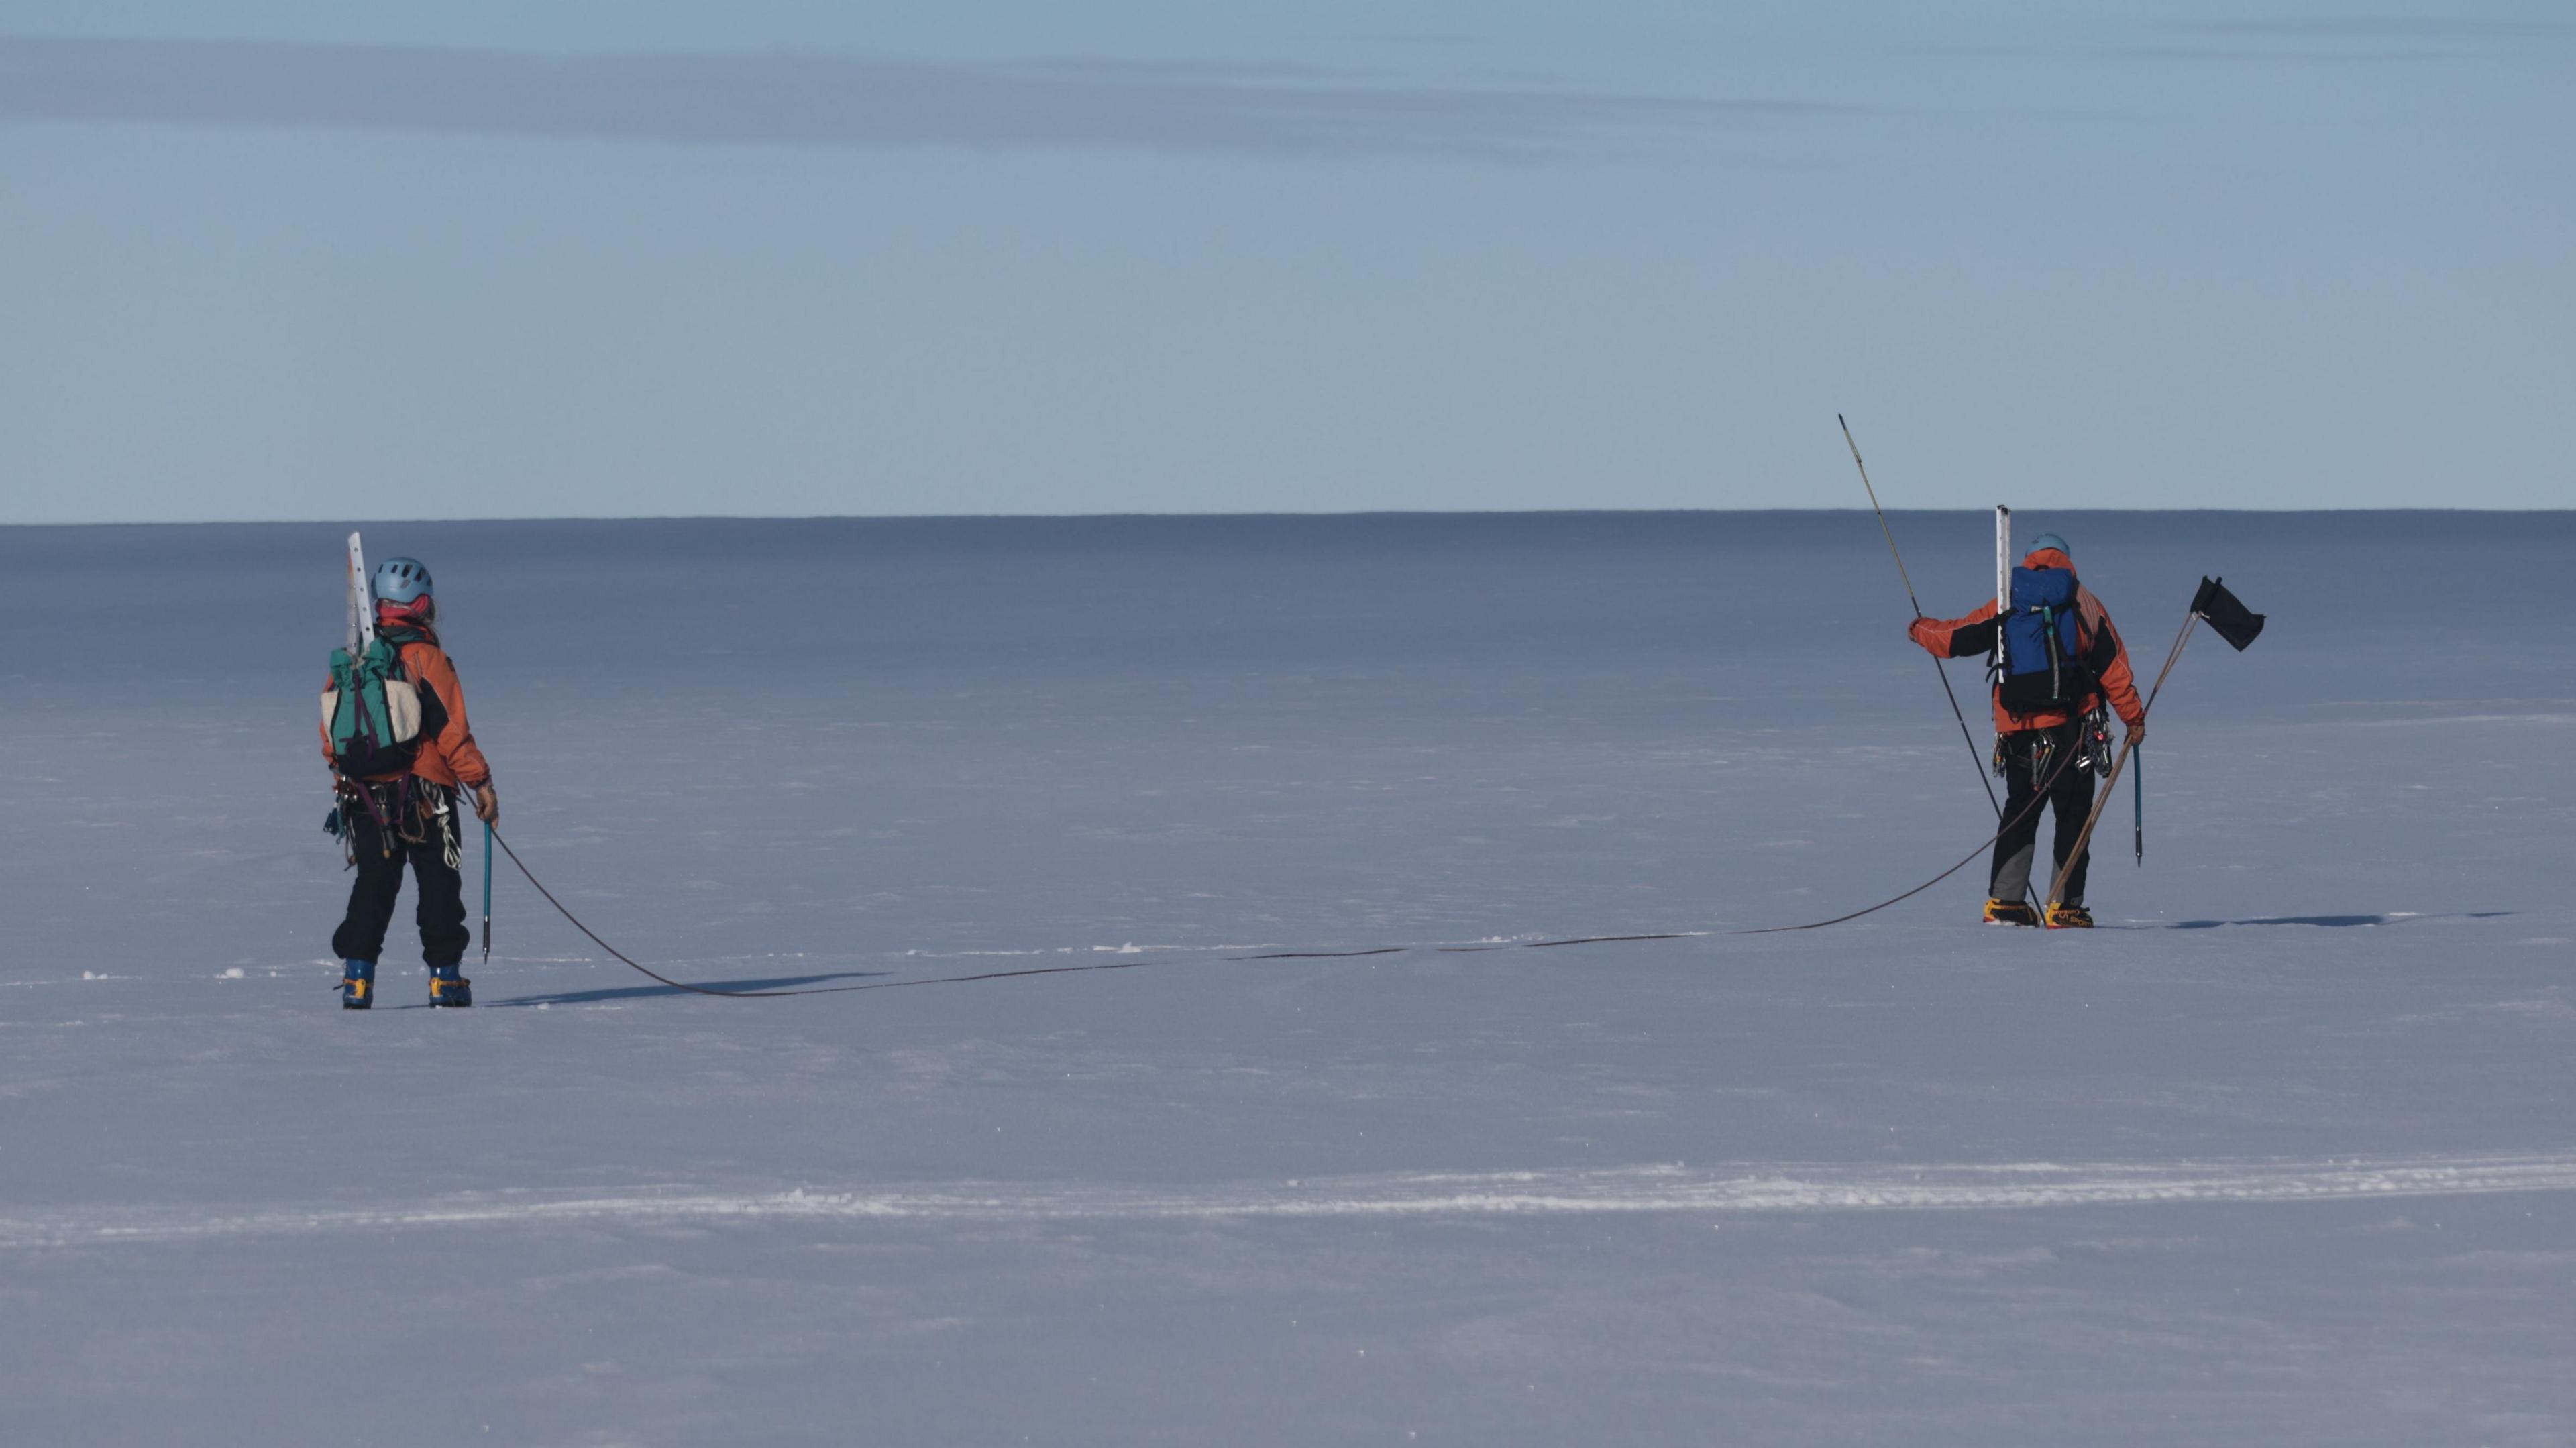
[319,627,494,790]
[1907,547,2146,735]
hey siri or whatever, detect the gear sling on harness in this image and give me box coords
[1995,565,2086,714]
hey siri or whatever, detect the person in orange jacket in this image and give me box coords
[1907,532,2145,928]
[323,557,498,1007]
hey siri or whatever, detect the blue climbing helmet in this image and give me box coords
[373,557,433,605]
[2026,531,2072,561]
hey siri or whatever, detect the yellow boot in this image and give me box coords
[1983,898,2039,926]
[2044,901,2094,930]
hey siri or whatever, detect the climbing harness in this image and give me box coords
[323,776,457,869]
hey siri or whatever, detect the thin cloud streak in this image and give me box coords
[2176,17,2573,40]
[0,34,1851,160]
[2137,15,2573,62]
[1888,13,2569,66]
[2114,44,2485,63]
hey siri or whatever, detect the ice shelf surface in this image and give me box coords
[1,512,2569,1445]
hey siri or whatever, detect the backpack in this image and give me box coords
[322,637,427,777]
[1994,565,2088,714]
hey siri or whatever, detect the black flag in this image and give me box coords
[2190,577,2265,651]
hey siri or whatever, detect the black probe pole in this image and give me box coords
[1839,415,2035,915]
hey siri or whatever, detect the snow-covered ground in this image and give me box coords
[3,512,2570,1446]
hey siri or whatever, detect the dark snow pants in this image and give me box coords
[331,781,470,968]
[1990,723,2099,907]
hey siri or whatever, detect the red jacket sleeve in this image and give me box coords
[405,643,494,788]
[2076,590,2146,729]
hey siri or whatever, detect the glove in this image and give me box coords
[2125,722,2146,749]
[470,780,500,827]
[1907,618,1938,649]
[323,805,344,838]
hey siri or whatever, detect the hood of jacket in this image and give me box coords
[374,597,440,647]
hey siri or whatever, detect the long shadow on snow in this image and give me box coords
[2165,911,2516,930]
[486,971,888,1007]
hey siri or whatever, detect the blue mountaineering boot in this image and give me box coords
[340,959,376,1010]
[427,963,473,1008]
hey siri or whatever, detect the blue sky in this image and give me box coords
[3,2,2569,520]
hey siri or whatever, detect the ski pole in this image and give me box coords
[1839,416,2035,914]
[482,815,494,968]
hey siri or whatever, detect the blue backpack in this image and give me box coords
[1995,566,2086,713]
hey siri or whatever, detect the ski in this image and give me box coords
[346,531,376,652]
[332,533,376,877]
[1992,505,2010,674]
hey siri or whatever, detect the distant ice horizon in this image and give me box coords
[12,504,2571,531]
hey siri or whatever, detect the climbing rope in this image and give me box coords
[475,720,2088,1001]
[477,591,2235,1001]
[483,827,1224,999]
[484,597,2259,1001]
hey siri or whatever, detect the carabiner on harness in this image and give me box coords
[2077,705,2115,777]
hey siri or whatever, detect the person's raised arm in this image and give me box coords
[1908,598,2003,659]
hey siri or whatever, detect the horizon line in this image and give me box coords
[4,504,2570,529]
